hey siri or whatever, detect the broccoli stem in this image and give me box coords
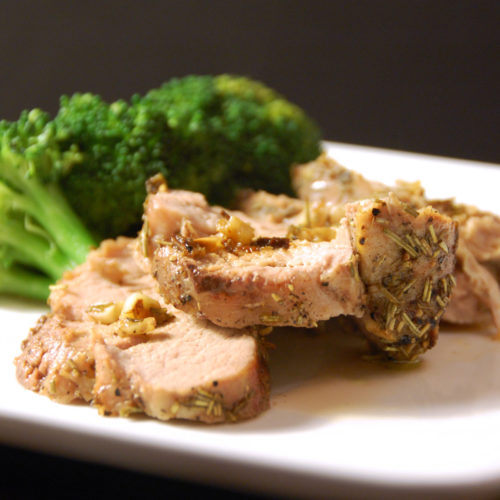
[0,111,98,302]
[0,265,51,301]
[29,181,96,266]
[0,158,95,267]
[0,217,70,280]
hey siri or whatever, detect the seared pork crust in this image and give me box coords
[145,186,457,360]
[152,223,365,328]
[16,314,96,404]
[346,194,457,360]
[16,238,270,423]
[145,188,365,328]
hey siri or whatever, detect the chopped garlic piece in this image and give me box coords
[287,225,337,242]
[90,292,172,332]
[193,235,224,252]
[120,292,162,321]
[115,317,157,337]
[217,215,255,245]
[87,302,123,324]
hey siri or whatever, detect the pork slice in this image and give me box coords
[16,238,269,423]
[291,153,426,208]
[293,156,500,332]
[441,240,500,334]
[236,189,305,226]
[145,180,363,328]
[426,200,500,332]
[92,316,269,421]
[152,222,364,328]
[142,186,287,260]
[345,193,458,360]
[144,184,364,330]
[441,269,492,325]
[147,187,457,360]
[16,314,97,404]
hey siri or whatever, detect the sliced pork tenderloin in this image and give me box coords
[345,193,458,360]
[16,238,270,423]
[145,184,457,360]
[291,154,426,208]
[152,223,365,329]
[430,200,500,331]
[143,180,364,328]
[441,240,500,333]
[292,155,500,334]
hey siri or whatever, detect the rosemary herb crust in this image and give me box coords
[346,193,458,361]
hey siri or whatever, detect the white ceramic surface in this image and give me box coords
[1,143,500,500]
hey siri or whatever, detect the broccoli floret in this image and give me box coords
[139,74,322,204]
[0,77,321,301]
[0,109,96,301]
[54,93,170,238]
[53,77,320,235]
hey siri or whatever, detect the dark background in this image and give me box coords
[1,2,499,500]
[1,0,498,163]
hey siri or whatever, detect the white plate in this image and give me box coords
[2,143,500,500]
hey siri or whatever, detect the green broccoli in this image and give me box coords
[54,93,170,238]
[0,109,96,301]
[0,75,321,301]
[0,247,53,301]
[54,76,321,236]
[139,74,322,205]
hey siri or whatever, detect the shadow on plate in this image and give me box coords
[260,318,500,422]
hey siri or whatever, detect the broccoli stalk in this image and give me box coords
[0,257,52,302]
[0,210,70,280]
[0,109,96,301]
[0,76,322,301]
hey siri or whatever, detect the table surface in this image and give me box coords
[0,444,276,500]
